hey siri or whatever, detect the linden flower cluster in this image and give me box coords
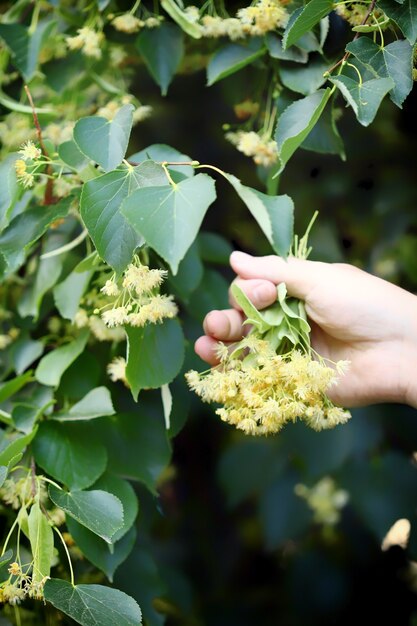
[186,335,350,436]
[14,140,42,188]
[111,13,162,33]
[0,562,49,605]
[295,477,349,526]
[226,130,278,167]
[66,27,104,59]
[96,257,178,329]
[199,0,289,40]
[334,2,384,26]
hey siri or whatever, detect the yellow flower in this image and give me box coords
[112,13,144,33]
[18,140,41,161]
[107,356,127,383]
[66,27,104,59]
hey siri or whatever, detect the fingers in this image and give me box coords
[230,250,323,300]
[194,335,222,366]
[229,278,277,310]
[203,309,245,341]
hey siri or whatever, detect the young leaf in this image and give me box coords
[329,75,394,126]
[283,0,333,49]
[0,427,38,466]
[161,0,203,38]
[346,38,413,108]
[0,197,71,278]
[65,519,136,583]
[121,174,216,274]
[207,43,266,85]
[44,579,142,626]
[0,21,55,81]
[80,162,167,274]
[125,318,185,401]
[274,88,331,174]
[225,174,294,258]
[53,387,115,422]
[230,283,273,334]
[28,502,54,584]
[33,421,107,490]
[48,486,124,544]
[35,328,89,387]
[377,0,417,44]
[136,22,184,96]
[73,105,134,172]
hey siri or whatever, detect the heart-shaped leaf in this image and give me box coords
[329,75,394,126]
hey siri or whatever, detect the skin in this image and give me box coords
[195,251,417,409]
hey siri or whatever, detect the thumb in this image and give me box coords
[230,251,324,300]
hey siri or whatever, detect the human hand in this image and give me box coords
[195,252,417,409]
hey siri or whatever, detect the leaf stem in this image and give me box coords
[53,526,75,587]
[40,229,88,260]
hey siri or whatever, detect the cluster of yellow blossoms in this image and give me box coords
[199,0,289,40]
[334,2,385,26]
[295,477,349,526]
[0,562,49,605]
[111,13,162,33]
[186,335,350,436]
[226,130,278,167]
[14,140,42,188]
[66,27,104,59]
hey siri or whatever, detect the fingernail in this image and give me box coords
[253,284,275,305]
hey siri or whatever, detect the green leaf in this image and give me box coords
[279,55,328,95]
[80,162,167,274]
[0,428,38,466]
[207,43,266,86]
[274,88,331,174]
[378,0,417,44]
[58,140,89,169]
[301,104,345,158]
[136,22,184,96]
[346,38,413,107]
[73,105,134,172]
[121,174,216,274]
[329,75,394,126]
[44,579,142,626]
[168,241,203,300]
[48,487,124,544]
[0,197,71,278]
[187,269,229,322]
[225,174,294,257]
[53,268,92,321]
[283,0,333,49]
[129,144,194,178]
[125,318,185,401]
[0,550,13,568]
[66,520,136,583]
[9,335,43,375]
[0,371,33,403]
[12,403,44,434]
[0,88,55,115]
[28,502,54,584]
[99,413,171,491]
[33,421,107,490]
[35,328,89,387]
[0,20,55,81]
[161,0,203,38]
[198,231,233,265]
[0,154,19,232]
[53,387,115,422]
[231,283,273,334]
[93,473,138,541]
[18,255,63,320]
[265,33,308,63]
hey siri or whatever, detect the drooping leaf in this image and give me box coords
[301,104,345,158]
[121,174,216,274]
[378,0,417,44]
[93,473,138,542]
[225,174,294,257]
[279,55,328,95]
[35,328,89,387]
[99,412,171,492]
[53,387,115,422]
[28,502,54,584]
[0,197,71,278]
[44,579,142,626]
[33,421,107,490]
[125,318,185,401]
[346,37,413,107]
[207,42,266,85]
[329,75,394,126]
[161,0,203,38]
[0,21,55,81]
[136,22,184,95]
[265,33,308,63]
[73,105,134,172]
[274,88,331,174]
[0,154,19,232]
[48,486,123,544]
[80,162,167,273]
[53,268,93,321]
[66,519,136,583]
[0,428,38,466]
[283,0,333,49]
